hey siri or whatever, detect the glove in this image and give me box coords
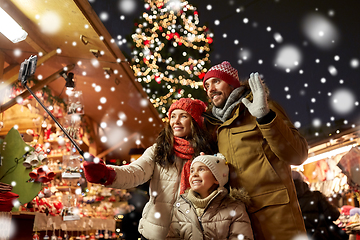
[241,72,270,118]
[82,154,116,185]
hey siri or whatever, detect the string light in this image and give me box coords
[130,0,212,114]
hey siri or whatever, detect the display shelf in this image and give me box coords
[46,138,70,143]
[11,211,37,216]
[62,172,82,179]
[56,186,78,192]
[47,153,70,159]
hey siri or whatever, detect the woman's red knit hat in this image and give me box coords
[168,98,207,128]
[203,61,240,91]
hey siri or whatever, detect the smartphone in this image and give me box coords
[18,55,38,85]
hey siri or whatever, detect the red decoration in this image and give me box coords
[35,91,43,99]
[166,33,174,40]
[158,26,163,31]
[144,40,150,46]
[206,37,213,44]
[45,127,51,140]
[157,2,164,8]
[198,72,206,79]
[155,76,161,84]
[194,11,198,15]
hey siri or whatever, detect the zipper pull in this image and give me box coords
[198,216,204,231]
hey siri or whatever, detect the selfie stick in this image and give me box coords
[18,55,85,157]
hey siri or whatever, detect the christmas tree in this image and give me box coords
[128,0,213,117]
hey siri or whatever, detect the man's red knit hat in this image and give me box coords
[203,61,240,91]
[168,98,207,128]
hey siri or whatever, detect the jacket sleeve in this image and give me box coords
[317,191,340,221]
[228,202,254,240]
[105,145,156,189]
[258,100,308,165]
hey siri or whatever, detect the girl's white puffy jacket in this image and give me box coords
[106,144,185,240]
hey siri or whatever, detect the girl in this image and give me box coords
[167,153,253,240]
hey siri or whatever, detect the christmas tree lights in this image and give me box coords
[129,0,213,116]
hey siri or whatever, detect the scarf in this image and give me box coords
[212,86,245,122]
[174,137,194,194]
[187,189,219,217]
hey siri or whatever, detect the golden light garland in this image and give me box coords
[130,0,212,114]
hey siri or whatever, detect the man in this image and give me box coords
[202,61,308,240]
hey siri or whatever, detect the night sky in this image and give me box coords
[89,0,360,143]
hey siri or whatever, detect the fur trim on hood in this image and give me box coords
[229,187,251,207]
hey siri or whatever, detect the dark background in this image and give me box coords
[89,0,360,143]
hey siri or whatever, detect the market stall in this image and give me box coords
[293,125,360,239]
[0,1,162,239]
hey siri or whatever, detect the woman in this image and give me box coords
[83,98,217,240]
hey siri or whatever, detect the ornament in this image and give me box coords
[198,72,205,79]
[44,235,50,240]
[33,233,40,240]
[63,233,69,240]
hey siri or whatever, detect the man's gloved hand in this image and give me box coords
[241,72,270,118]
[82,154,116,185]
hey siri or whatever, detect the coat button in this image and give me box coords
[186,210,190,214]
[176,203,180,207]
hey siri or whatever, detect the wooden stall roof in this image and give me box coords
[0,0,164,161]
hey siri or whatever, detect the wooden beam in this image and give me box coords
[0,49,58,90]
[96,132,138,159]
[0,51,4,80]
[25,36,47,54]
[0,64,75,113]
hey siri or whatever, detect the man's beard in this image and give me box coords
[210,91,226,109]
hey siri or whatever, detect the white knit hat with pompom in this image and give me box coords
[191,153,229,187]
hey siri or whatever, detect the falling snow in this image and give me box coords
[330,88,356,115]
[38,11,62,34]
[86,0,360,152]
